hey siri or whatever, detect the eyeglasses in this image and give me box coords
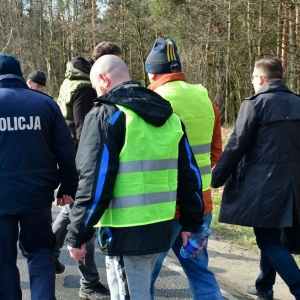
[250,74,265,81]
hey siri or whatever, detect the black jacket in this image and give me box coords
[212,81,300,228]
[0,75,78,215]
[67,81,204,255]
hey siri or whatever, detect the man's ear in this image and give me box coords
[259,76,265,86]
[148,73,160,82]
[99,73,109,87]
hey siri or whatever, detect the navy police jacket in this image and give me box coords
[0,75,78,215]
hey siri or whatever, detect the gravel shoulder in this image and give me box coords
[207,235,293,300]
[165,234,293,300]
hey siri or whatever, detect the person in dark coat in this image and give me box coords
[0,54,78,300]
[211,57,300,300]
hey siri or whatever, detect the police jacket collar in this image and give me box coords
[0,74,28,89]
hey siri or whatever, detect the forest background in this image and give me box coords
[1,0,299,124]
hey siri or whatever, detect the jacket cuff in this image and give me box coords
[66,228,95,248]
[56,184,77,199]
[66,235,83,248]
[211,174,225,188]
[211,181,222,188]
[181,224,202,233]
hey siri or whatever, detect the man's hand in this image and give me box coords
[67,243,87,261]
[56,194,75,206]
[181,231,206,257]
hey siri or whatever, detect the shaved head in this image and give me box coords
[90,55,131,96]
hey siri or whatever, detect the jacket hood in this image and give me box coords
[65,57,92,81]
[96,81,173,127]
[71,56,93,74]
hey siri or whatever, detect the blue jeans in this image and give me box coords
[0,205,56,300]
[254,227,300,299]
[151,212,223,300]
[52,204,100,288]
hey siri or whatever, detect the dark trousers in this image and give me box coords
[0,205,56,300]
[254,227,300,299]
[52,204,100,288]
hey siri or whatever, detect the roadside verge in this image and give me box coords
[167,235,293,299]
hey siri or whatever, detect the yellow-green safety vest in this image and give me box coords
[99,105,183,227]
[154,81,214,191]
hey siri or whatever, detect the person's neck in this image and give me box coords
[148,72,187,90]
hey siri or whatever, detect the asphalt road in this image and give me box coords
[18,205,197,299]
[17,205,280,300]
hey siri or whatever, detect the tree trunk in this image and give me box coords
[258,1,263,56]
[225,0,231,125]
[282,4,289,69]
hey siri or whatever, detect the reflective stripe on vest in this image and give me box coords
[108,190,177,209]
[191,144,212,175]
[99,105,183,227]
[191,143,211,155]
[118,158,178,174]
[154,81,214,191]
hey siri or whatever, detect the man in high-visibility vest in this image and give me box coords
[66,55,205,300]
[146,38,223,300]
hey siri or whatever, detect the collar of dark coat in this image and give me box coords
[246,81,296,100]
[0,74,28,89]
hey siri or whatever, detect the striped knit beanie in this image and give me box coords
[145,38,181,74]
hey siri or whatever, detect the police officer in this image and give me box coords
[0,54,78,300]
